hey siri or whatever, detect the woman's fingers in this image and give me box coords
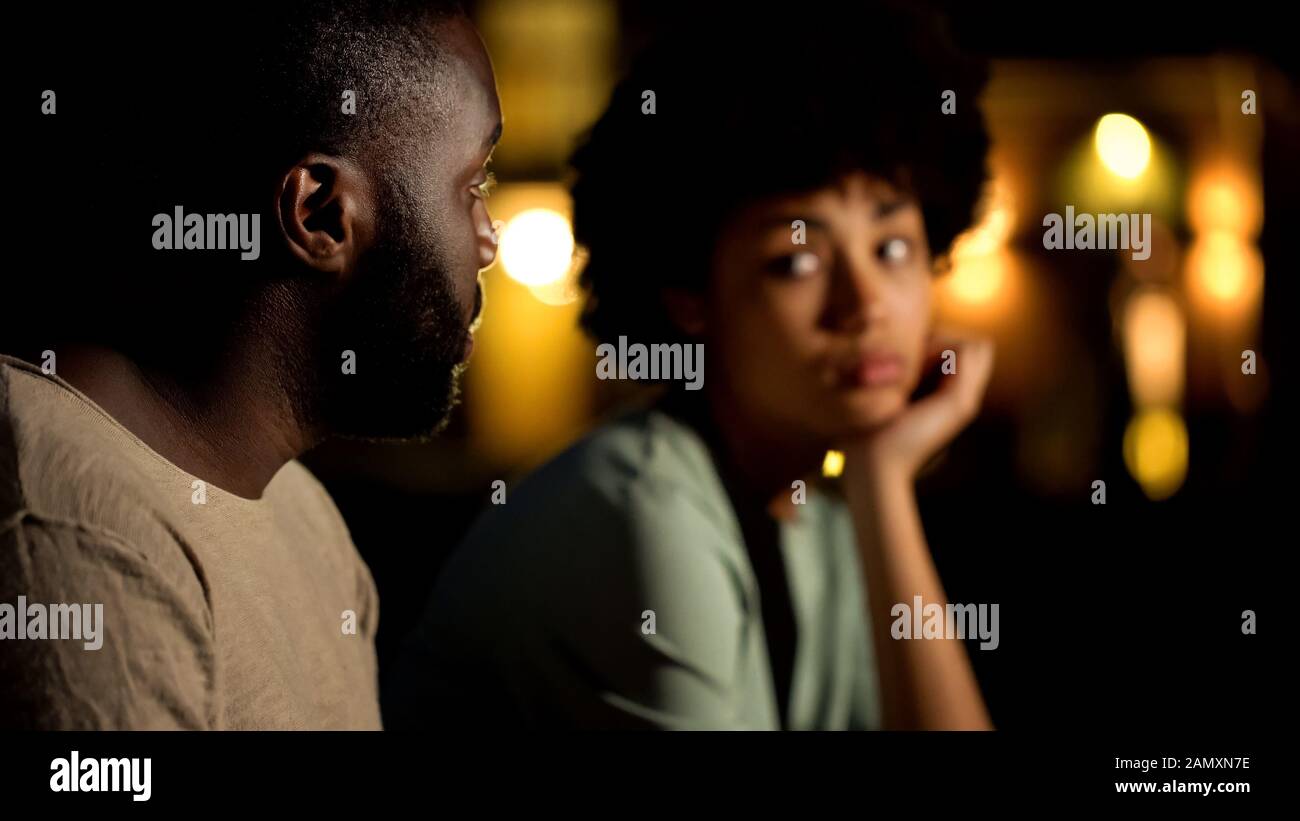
[926,333,995,426]
[844,330,995,481]
[887,332,995,467]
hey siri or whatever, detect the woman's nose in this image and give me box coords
[828,260,886,332]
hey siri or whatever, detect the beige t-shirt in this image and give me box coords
[0,355,381,729]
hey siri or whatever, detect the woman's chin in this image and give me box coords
[833,389,909,433]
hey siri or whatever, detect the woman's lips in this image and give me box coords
[839,353,904,388]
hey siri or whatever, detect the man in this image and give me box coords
[1,1,501,728]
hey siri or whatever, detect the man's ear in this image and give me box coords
[663,287,706,336]
[276,154,373,276]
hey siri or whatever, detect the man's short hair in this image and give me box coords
[10,1,464,352]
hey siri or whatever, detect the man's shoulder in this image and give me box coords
[263,458,365,577]
[1,356,185,546]
[266,459,348,530]
[0,363,214,686]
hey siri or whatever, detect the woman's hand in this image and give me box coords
[838,328,997,729]
[847,329,995,485]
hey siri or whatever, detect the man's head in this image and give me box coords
[15,1,502,440]
[273,7,503,439]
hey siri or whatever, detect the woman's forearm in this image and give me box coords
[847,466,992,730]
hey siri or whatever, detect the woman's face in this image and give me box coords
[703,171,934,443]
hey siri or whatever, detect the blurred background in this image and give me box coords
[301,0,1296,729]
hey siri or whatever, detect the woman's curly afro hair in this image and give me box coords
[569,1,991,346]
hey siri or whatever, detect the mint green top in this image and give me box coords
[392,409,881,730]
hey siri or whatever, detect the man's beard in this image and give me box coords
[313,178,474,442]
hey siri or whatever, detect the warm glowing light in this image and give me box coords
[1094,114,1151,179]
[1123,408,1188,501]
[467,183,593,468]
[1121,290,1185,409]
[951,181,1015,258]
[822,450,845,478]
[498,208,575,287]
[944,176,1016,308]
[948,253,1007,305]
[1187,162,1262,239]
[1186,231,1264,311]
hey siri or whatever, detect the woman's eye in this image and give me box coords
[878,237,912,265]
[772,250,821,278]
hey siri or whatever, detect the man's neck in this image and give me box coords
[52,344,317,500]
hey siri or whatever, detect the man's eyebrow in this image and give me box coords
[483,122,503,151]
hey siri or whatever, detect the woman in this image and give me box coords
[391,1,995,730]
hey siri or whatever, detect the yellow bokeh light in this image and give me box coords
[822,450,845,478]
[948,252,1007,305]
[1185,231,1264,311]
[1122,407,1189,501]
[1094,113,1152,179]
[498,208,575,287]
[1187,162,1263,239]
[1121,290,1185,409]
[942,174,1016,309]
[950,181,1014,259]
[467,183,592,469]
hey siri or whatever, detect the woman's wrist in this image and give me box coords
[842,451,932,570]
[843,449,914,502]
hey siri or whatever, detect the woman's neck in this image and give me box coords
[663,386,827,521]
